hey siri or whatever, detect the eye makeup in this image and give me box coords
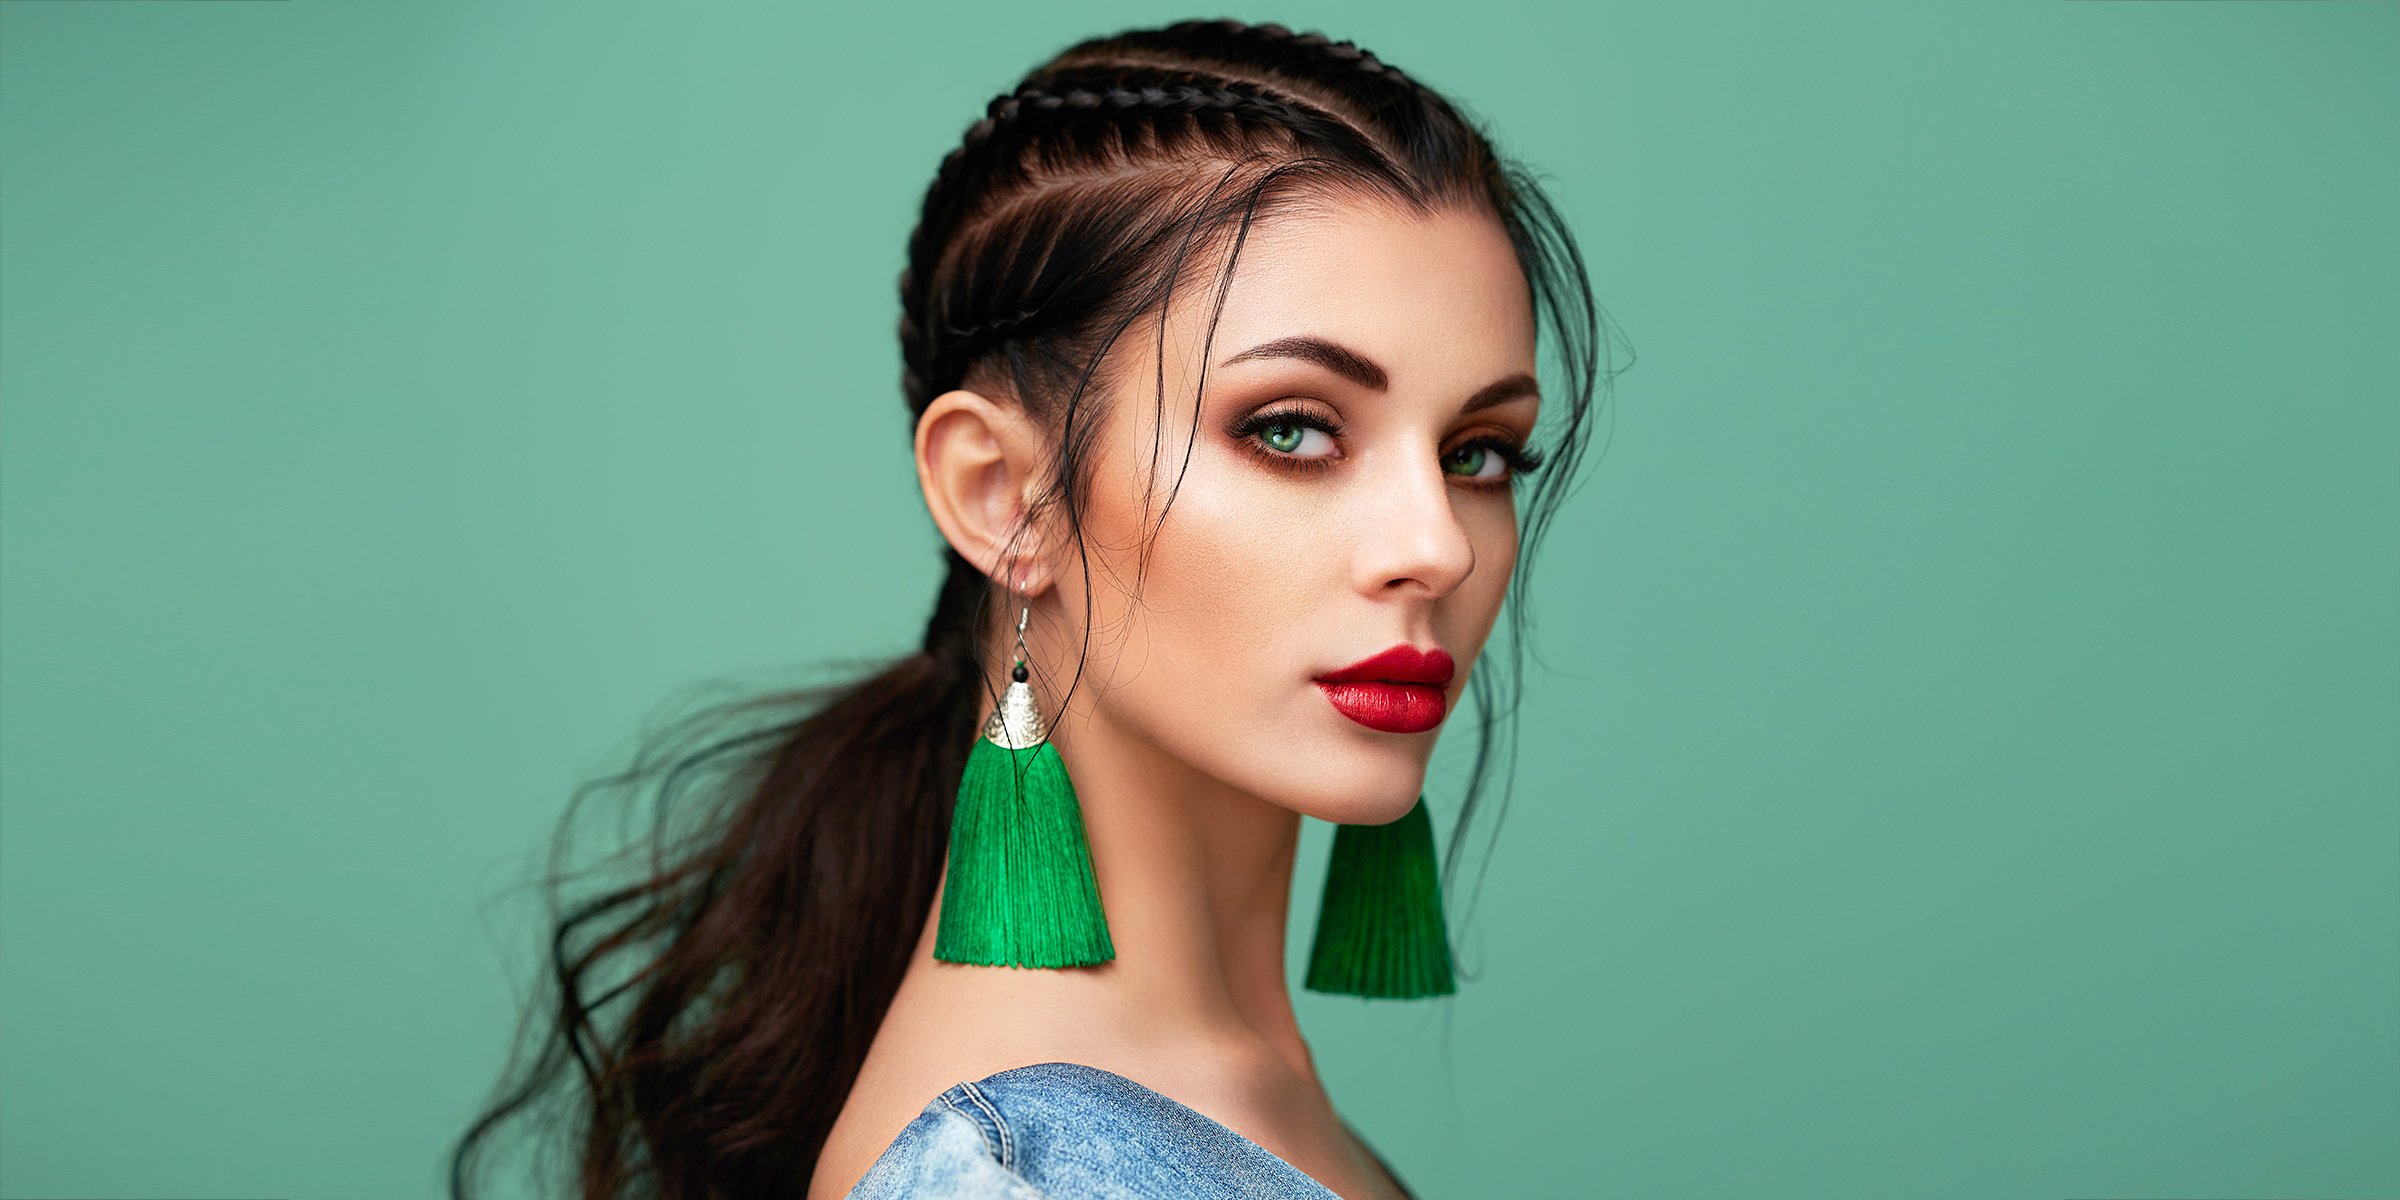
[1229,403,1343,477]
[1444,434,1546,484]
[1226,402,1546,490]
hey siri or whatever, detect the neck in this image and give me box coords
[1077,706,1313,1071]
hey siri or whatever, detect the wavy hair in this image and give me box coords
[450,18,1627,1198]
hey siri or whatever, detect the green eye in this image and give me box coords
[1230,406,1340,466]
[1443,445,1489,476]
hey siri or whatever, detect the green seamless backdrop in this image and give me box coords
[2,2,2394,1198]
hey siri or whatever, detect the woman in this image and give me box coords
[452,18,1611,1200]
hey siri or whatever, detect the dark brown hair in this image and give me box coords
[450,18,1624,1198]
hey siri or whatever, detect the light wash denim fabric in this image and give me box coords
[843,1061,1419,1199]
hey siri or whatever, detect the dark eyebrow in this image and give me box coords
[1217,333,1539,414]
[1220,335,1387,391]
[1459,372,1541,414]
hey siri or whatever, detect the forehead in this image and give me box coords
[1147,200,1537,395]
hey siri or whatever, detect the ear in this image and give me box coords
[914,388,1059,596]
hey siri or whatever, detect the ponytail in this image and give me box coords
[448,549,994,1197]
[453,13,1611,1196]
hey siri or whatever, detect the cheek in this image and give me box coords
[1474,506,1521,596]
[1067,428,1522,814]
[1452,504,1520,650]
[1084,453,1342,749]
[1118,456,1324,677]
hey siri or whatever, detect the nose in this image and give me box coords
[1354,452,1477,601]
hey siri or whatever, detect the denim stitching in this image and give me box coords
[937,1091,1005,1164]
[957,1080,1015,1168]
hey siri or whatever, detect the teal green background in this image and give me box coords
[3,3,2394,1197]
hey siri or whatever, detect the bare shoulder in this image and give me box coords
[808,1049,979,1200]
[808,982,1061,1200]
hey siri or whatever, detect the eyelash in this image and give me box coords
[1229,403,1547,490]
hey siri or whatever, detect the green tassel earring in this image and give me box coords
[1304,794,1457,998]
[933,604,1115,969]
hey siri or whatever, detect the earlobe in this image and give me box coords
[915,388,1056,597]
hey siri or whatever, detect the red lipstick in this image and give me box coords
[1313,644,1456,734]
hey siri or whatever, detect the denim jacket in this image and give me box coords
[842,1061,1420,1199]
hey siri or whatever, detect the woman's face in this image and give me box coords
[1040,198,1539,824]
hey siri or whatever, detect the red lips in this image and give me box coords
[1314,644,1455,733]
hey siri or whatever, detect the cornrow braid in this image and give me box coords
[1156,19,1420,89]
[449,21,1610,1200]
[1049,19,1492,187]
[937,302,1042,346]
[897,66,1394,414]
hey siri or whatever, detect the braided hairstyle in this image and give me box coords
[450,19,1616,1200]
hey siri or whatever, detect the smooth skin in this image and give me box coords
[809,198,1540,1200]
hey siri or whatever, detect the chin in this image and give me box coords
[1275,769,1427,826]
